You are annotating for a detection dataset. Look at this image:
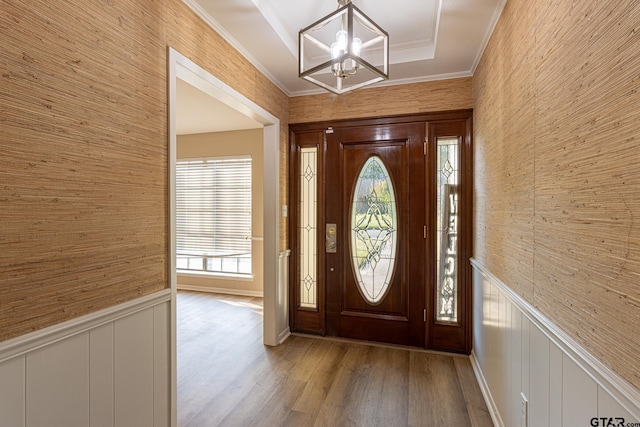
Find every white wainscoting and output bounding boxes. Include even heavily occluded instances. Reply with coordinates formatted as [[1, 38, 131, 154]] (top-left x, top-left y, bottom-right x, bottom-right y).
[[0, 289, 171, 427], [471, 259, 640, 427]]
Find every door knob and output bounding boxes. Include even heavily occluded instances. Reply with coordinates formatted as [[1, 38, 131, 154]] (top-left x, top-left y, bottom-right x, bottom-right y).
[[326, 223, 337, 253]]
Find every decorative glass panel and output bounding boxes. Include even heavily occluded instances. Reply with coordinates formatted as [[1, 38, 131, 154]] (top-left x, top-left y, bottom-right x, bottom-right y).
[[299, 147, 318, 308], [350, 156, 397, 305], [436, 137, 460, 322]]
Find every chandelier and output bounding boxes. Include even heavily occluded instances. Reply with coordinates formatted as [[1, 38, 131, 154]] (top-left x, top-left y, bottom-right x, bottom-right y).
[[298, 0, 389, 95]]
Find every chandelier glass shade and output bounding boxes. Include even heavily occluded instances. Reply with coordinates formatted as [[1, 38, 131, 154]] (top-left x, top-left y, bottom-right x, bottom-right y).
[[298, 0, 389, 94]]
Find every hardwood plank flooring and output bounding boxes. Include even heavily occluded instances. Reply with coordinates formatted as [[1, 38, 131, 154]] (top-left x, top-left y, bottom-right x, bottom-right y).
[[177, 291, 493, 427]]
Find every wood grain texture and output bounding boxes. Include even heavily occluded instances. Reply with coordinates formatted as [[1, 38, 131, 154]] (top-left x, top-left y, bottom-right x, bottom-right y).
[[0, 0, 289, 341], [289, 78, 473, 124], [454, 357, 495, 427], [473, 0, 640, 391], [177, 291, 492, 427]]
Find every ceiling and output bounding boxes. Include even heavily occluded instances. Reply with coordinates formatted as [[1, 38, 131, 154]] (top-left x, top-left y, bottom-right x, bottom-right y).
[[176, 79, 262, 135], [176, 0, 506, 134]]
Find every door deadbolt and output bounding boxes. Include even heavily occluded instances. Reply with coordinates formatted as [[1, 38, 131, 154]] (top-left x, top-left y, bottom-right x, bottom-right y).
[[326, 223, 337, 253]]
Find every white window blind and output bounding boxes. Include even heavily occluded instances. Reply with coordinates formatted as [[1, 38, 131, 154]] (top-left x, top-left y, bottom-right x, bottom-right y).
[[176, 157, 252, 274]]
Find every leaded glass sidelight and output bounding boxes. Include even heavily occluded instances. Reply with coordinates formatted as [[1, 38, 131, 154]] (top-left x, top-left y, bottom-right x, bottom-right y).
[[350, 156, 397, 305], [436, 137, 460, 322], [299, 147, 318, 308]]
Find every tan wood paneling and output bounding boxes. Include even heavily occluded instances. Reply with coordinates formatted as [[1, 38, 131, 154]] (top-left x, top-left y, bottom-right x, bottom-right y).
[[1, 0, 289, 341], [289, 78, 473, 124], [474, 0, 640, 390]]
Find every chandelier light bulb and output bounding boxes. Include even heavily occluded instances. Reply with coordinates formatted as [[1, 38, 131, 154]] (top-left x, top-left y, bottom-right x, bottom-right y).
[[331, 41, 341, 59], [336, 30, 348, 52], [352, 37, 362, 56]]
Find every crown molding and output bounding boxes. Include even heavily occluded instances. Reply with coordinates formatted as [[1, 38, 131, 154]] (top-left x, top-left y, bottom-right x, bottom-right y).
[[470, 0, 507, 74], [180, 0, 291, 96]]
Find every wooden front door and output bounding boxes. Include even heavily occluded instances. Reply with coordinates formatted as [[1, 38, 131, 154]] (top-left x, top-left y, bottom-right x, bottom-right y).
[[289, 111, 473, 354], [324, 123, 426, 347]]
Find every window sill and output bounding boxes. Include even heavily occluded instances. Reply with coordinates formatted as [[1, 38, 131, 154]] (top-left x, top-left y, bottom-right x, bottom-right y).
[[176, 270, 254, 282]]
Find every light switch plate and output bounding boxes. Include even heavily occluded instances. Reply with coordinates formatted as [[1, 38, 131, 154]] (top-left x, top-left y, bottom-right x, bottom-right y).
[[521, 392, 529, 427]]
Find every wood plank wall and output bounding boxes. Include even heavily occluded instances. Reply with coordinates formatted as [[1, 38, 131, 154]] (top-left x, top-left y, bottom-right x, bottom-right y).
[[473, 0, 640, 391], [0, 0, 289, 341], [289, 78, 473, 124]]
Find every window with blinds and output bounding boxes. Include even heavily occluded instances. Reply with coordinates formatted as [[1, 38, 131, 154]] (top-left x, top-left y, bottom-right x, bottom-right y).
[[176, 156, 252, 275]]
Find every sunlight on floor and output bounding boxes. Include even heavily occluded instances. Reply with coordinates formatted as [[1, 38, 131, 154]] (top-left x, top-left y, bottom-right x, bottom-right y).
[[218, 297, 263, 315]]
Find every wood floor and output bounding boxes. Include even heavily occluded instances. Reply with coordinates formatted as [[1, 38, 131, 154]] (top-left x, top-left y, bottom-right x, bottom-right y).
[[177, 291, 494, 427]]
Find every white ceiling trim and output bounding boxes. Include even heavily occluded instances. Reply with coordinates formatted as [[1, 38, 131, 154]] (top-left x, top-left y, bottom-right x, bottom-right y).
[[251, 0, 298, 58], [368, 0, 442, 64], [181, 0, 506, 98], [289, 69, 474, 97], [390, 0, 441, 62], [431, 0, 443, 59], [470, 0, 508, 74], [181, 0, 291, 96], [390, 40, 436, 63]]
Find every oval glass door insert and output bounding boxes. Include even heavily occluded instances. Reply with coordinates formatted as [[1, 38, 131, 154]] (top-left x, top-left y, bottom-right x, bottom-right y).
[[350, 156, 398, 305]]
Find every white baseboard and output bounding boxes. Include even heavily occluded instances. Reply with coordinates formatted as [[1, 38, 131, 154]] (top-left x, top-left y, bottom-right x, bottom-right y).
[[278, 327, 291, 344], [177, 284, 263, 298], [470, 351, 503, 427]]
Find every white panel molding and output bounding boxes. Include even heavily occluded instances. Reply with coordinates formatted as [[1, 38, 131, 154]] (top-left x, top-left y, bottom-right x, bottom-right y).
[[153, 303, 170, 427], [90, 324, 115, 427], [26, 333, 90, 427], [549, 342, 563, 427], [563, 353, 599, 426], [470, 351, 505, 427], [115, 309, 155, 426], [470, 258, 640, 422], [0, 293, 171, 427], [0, 289, 171, 365], [530, 326, 550, 427], [0, 357, 25, 426], [176, 284, 264, 298], [600, 387, 635, 422]]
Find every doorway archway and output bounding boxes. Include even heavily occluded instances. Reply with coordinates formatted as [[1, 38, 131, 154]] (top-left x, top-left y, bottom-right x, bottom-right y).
[[168, 47, 285, 425]]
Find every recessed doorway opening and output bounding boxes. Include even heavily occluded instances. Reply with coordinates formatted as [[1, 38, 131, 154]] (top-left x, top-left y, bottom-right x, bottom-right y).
[[168, 48, 284, 425]]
